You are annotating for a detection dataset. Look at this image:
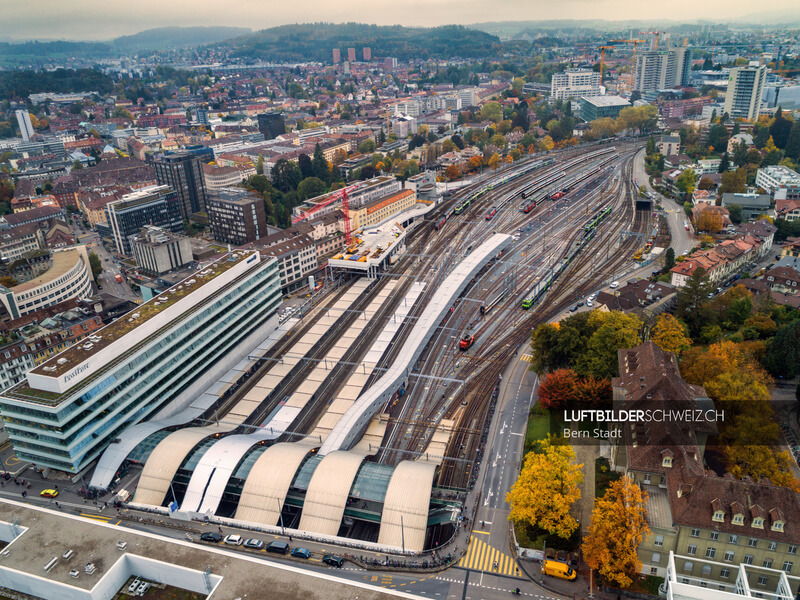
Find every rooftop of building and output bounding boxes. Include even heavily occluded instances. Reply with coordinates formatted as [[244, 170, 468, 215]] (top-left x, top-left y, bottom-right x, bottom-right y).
[[7, 248, 85, 294], [580, 95, 631, 107], [0, 500, 406, 600], [9, 251, 255, 403], [759, 165, 800, 184], [107, 185, 174, 212]]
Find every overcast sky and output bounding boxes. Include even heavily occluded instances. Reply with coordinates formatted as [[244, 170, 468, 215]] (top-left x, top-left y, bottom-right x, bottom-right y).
[[0, 0, 787, 41]]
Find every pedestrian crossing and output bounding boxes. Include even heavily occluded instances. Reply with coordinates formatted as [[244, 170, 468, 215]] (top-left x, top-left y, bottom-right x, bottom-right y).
[[520, 354, 533, 363], [458, 535, 519, 576], [80, 512, 111, 523]]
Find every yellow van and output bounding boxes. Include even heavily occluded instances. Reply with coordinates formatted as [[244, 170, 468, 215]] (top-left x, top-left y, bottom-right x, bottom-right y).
[[542, 559, 577, 581]]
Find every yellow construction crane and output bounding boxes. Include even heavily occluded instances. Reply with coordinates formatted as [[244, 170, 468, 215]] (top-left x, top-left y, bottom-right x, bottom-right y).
[[598, 46, 616, 83], [638, 31, 664, 50], [611, 39, 646, 69]]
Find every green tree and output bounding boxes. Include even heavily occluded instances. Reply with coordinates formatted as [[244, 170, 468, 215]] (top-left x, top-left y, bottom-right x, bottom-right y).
[[256, 154, 264, 175], [576, 312, 643, 379], [311, 143, 329, 182], [763, 321, 800, 378], [664, 247, 675, 271], [297, 176, 327, 201], [719, 169, 747, 195], [88, 251, 103, 281], [785, 121, 800, 162], [480, 101, 503, 123], [646, 136, 656, 155], [358, 139, 377, 154], [675, 169, 697, 197], [676, 267, 714, 336], [72, 159, 83, 170], [769, 107, 792, 148], [718, 152, 730, 173], [732, 140, 749, 167], [727, 203, 743, 224]]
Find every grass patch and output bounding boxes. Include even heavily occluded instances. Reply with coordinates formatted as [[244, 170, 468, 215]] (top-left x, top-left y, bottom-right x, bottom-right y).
[[630, 575, 665, 596], [514, 521, 581, 552], [524, 404, 551, 454], [595, 457, 621, 498]]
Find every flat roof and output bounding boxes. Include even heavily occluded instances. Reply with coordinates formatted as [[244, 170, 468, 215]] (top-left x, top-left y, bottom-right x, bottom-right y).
[[9, 252, 257, 404], [11, 248, 84, 294], [0, 500, 417, 600], [581, 95, 630, 107]]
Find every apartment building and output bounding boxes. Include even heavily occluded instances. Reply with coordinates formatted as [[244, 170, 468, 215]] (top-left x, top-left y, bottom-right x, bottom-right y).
[[633, 46, 691, 92], [724, 66, 767, 122], [611, 342, 800, 591], [756, 166, 800, 196], [550, 70, 601, 100]]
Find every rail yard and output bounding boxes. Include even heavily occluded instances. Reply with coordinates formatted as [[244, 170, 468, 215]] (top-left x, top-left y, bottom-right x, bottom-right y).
[[85, 141, 653, 559]]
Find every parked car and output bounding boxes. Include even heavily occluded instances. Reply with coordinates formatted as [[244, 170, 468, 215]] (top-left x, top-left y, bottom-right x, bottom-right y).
[[243, 538, 264, 550], [322, 555, 344, 568], [291, 548, 312, 559], [266, 541, 290, 555], [199, 532, 222, 543], [610, 281, 620, 288], [223, 534, 243, 546]]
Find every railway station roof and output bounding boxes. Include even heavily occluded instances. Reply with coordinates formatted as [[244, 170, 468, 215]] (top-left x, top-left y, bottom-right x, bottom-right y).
[[234, 442, 316, 526], [299, 451, 367, 536], [378, 461, 438, 552]]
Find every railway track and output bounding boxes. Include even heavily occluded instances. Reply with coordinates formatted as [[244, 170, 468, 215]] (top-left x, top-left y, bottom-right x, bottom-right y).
[[387, 147, 650, 489]]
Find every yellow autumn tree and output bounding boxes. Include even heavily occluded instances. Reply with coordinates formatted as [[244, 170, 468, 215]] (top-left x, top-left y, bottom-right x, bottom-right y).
[[487, 153, 501, 170], [506, 436, 583, 539], [582, 477, 650, 589], [651, 314, 692, 356], [541, 135, 555, 151]]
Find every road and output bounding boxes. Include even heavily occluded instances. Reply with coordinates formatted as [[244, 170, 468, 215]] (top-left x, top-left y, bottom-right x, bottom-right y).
[[77, 231, 140, 302], [632, 148, 697, 257]]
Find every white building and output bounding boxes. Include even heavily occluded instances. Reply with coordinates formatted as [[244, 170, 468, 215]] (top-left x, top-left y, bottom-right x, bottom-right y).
[[550, 70, 601, 100], [756, 165, 800, 195], [0, 250, 280, 473], [0, 246, 93, 320], [663, 551, 799, 600], [633, 46, 691, 92], [724, 66, 767, 121], [14, 110, 34, 142]]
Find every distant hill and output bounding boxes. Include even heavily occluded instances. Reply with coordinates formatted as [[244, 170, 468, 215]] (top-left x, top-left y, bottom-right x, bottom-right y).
[[215, 22, 500, 62], [112, 26, 252, 51]]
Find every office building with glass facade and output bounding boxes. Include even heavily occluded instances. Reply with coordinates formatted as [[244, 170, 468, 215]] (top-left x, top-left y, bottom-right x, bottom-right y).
[[0, 250, 280, 473]]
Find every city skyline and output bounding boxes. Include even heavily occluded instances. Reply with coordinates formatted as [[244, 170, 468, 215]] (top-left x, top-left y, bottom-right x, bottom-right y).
[[1, 0, 795, 41]]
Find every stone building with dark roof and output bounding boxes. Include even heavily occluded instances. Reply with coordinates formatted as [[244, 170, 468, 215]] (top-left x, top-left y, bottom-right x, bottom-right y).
[[609, 342, 800, 587]]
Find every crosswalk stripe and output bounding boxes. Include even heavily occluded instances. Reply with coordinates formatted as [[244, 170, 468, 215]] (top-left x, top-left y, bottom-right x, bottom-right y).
[[79, 513, 110, 522], [520, 354, 533, 363], [459, 535, 518, 575]]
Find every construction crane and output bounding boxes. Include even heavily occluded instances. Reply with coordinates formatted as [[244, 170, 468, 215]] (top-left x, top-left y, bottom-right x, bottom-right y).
[[611, 38, 646, 70], [638, 31, 664, 50], [291, 183, 361, 245], [598, 46, 616, 84]]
